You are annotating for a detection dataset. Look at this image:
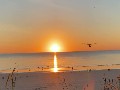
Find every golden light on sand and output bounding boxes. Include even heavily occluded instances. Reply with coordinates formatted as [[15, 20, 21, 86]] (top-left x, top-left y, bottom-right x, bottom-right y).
[[50, 44, 60, 52], [53, 54, 58, 72]]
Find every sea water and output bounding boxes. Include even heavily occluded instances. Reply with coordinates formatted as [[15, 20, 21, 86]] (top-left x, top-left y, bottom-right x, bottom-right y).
[[0, 50, 120, 73]]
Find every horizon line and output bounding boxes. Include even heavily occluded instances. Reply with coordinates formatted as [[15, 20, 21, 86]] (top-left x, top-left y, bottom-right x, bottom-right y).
[[0, 50, 120, 55]]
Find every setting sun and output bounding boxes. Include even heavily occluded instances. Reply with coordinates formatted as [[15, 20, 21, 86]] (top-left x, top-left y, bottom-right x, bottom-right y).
[[50, 44, 60, 52]]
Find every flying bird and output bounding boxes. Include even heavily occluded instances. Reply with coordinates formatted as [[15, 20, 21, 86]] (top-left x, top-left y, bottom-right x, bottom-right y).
[[93, 6, 96, 8], [87, 44, 92, 47], [82, 43, 96, 47]]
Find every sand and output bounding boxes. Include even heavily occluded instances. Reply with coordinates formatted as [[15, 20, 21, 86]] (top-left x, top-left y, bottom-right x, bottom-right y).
[[0, 69, 120, 90]]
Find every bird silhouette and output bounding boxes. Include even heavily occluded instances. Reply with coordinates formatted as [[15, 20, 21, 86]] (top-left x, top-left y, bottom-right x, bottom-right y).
[[82, 43, 96, 47], [87, 44, 92, 47], [93, 6, 96, 8]]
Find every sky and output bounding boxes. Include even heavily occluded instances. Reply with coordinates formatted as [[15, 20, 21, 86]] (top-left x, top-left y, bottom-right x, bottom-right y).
[[0, 0, 120, 53]]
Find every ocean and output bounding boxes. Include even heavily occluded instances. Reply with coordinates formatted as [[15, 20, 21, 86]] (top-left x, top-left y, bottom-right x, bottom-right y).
[[0, 50, 120, 73]]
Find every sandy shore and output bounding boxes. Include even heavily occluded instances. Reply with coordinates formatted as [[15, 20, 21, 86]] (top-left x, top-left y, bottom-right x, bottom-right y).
[[0, 69, 120, 90]]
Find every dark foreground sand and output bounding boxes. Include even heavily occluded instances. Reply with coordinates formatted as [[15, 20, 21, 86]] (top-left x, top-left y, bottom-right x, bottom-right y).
[[0, 69, 120, 90]]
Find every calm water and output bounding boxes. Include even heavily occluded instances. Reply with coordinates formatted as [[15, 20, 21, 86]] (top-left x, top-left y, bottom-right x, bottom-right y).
[[0, 50, 120, 73]]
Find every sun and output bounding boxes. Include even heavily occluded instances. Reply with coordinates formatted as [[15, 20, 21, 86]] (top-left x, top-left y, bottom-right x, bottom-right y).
[[50, 44, 60, 52]]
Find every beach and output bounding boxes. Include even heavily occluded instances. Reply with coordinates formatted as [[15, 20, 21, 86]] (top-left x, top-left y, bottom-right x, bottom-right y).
[[0, 51, 120, 90], [0, 69, 120, 90]]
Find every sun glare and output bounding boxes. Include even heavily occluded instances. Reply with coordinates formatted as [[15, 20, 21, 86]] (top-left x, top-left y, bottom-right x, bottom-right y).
[[50, 44, 60, 52]]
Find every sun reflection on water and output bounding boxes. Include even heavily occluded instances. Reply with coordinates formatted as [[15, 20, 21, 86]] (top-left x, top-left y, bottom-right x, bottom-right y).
[[53, 53, 58, 72]]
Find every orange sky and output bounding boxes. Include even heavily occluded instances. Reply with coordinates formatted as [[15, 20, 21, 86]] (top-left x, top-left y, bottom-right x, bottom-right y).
[[0, 0, 120, 53]]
